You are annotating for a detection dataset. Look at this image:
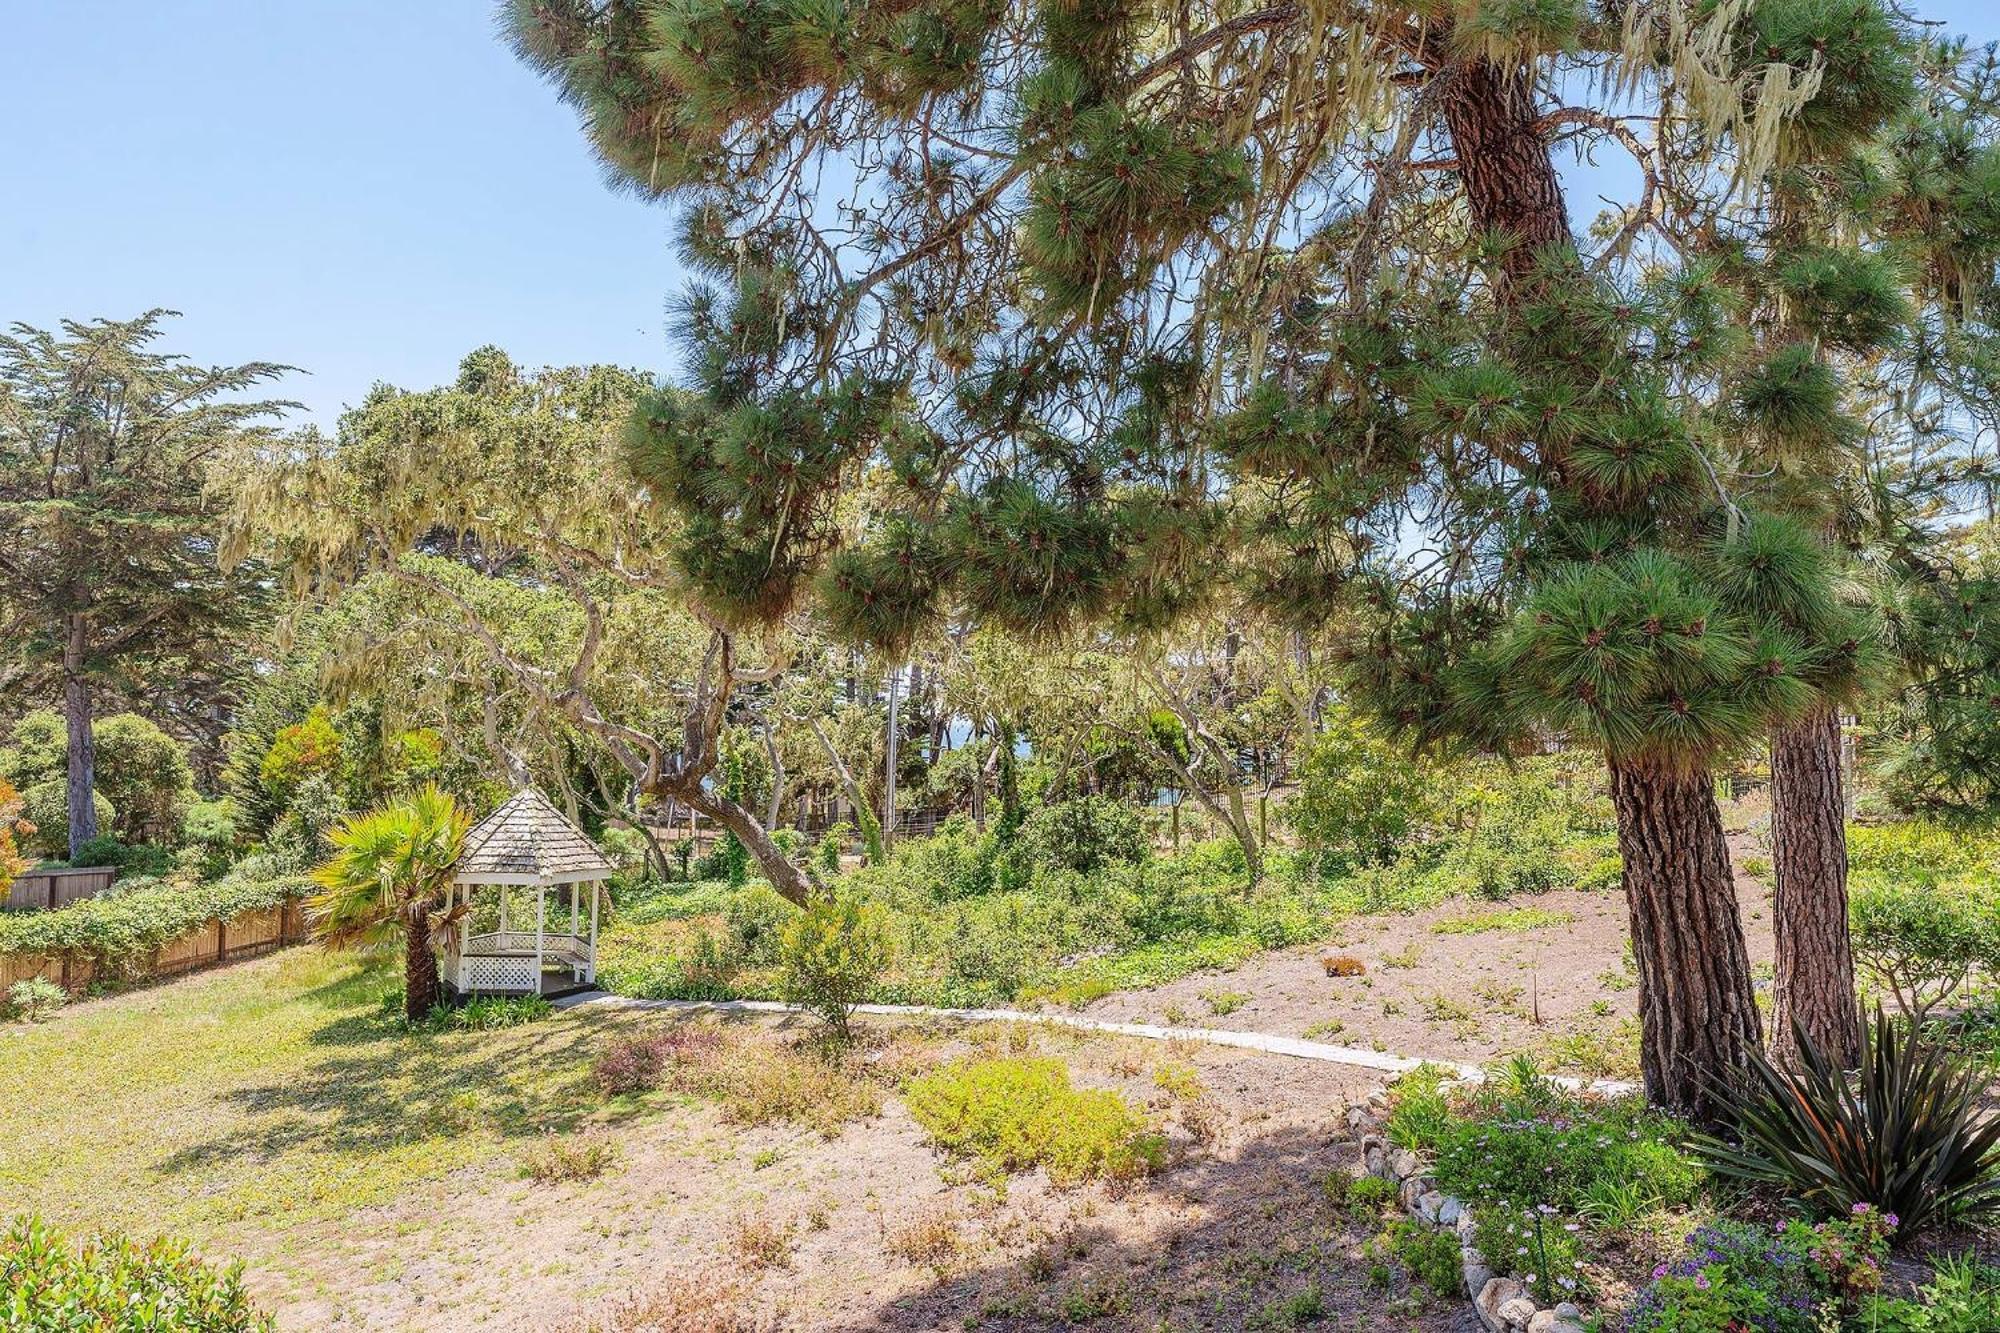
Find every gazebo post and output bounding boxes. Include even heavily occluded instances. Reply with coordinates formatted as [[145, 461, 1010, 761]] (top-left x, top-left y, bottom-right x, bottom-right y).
[[587, 881, 600, 984], [499, 883, 509, 936], [534, 884, 546, 996]]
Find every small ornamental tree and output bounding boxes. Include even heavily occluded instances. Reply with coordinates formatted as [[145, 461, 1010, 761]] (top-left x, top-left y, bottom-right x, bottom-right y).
[[509, 0, 1979, 1116], [309, 785, 469, 1022]]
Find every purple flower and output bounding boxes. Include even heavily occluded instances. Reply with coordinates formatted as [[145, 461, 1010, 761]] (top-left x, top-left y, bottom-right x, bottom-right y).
[[1694, 1274, 1711, 1291], [1851, 1202, 1870, 1215], [1653, 1264, 1668, 1279], [1884, 1213, 1900, 1228]]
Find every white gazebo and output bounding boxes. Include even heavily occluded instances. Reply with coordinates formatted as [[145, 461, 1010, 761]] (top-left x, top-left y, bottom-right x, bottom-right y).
[[444, 788, 615, 997]]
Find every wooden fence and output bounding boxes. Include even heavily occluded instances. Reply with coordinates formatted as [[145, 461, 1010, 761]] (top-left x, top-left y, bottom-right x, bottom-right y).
[[0, 896, 309, 995], [3, 866, 116, 913]]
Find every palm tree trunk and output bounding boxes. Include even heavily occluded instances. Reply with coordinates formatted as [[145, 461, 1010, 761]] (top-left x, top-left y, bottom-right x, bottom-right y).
[[1608, 757, 1762, 1121], [1769, 704, 1861, 1065], [404, 907, 441, 1022]]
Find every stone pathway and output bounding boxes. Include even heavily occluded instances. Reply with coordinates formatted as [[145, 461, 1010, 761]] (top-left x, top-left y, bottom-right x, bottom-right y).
[[554, 991, 1638, 1095]]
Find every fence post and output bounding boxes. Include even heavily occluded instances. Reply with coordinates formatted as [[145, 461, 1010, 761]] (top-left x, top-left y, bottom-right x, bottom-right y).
[[217, 917, 227, 963]]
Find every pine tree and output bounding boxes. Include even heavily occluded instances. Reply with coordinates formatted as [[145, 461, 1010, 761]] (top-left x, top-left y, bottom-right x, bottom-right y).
[[1746, 42, 2000, 1061], [0, 313, 290, 857], [508, 0, 1953, 1117]]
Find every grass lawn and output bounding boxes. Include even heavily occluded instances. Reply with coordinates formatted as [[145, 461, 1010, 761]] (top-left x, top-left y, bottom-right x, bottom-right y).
[[0, 950, 629, 1237]]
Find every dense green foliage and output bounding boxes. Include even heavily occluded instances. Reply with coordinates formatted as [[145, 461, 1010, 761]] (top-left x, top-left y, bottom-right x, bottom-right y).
[[1, 1214, 272, 1331], [905, 1056, 1164, 1185], [0, 865, 308, 973], [1847, 821, 2000, 1019], [598, 764, 1617, 1008], [1386, 1060, 1704, 1305], [1, 711, 195, 851]]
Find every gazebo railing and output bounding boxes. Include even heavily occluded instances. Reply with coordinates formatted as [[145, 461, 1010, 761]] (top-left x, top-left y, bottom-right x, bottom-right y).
[[459, 930, 591, 966]]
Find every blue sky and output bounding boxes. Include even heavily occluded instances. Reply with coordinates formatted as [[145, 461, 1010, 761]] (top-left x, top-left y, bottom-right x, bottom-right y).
[[5, 1, 1995, 428]]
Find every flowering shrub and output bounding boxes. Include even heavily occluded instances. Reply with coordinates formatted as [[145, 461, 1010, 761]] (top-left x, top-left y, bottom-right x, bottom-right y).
[[1621, 1207, 1896, 1332], [1473, 1203, 1591, 1305], [1427, 1068, 1703, 1215]]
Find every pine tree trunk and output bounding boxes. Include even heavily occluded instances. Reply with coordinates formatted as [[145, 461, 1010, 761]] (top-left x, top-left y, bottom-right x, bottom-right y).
[[1769, 705, 1861, 1066], [1435, 58, 1571, 293], [63, 612, 99, 858], [404, 908, 441, 1022], [1609, 758, 1763, 1121]]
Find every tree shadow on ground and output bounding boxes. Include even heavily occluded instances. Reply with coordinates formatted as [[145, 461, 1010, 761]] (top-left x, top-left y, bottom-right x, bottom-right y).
[[151, 1008, 649, 1176], [817, 1119, 1480, 1333]]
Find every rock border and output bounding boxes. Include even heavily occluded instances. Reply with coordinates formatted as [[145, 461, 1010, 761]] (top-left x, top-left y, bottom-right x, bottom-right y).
[[1348, 1092, 1586, 1333]]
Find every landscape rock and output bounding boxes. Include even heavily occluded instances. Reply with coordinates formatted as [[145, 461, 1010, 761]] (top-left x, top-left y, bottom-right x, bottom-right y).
[[1346, 1105, 1368, 1129], [1388, 1147, 1421, 1180], [1462, 1254, 1494, 1298], [1497, 1295, 1538, 1329], [1456, 1209, 1479, 1242], [1415, 1190, 1445, 1225], [1366, 1088, 1390, 1111], [1399, 1174, 1435, 1211], [1437, 1195, 1464, 1227], [1361, 1134, 1386, 1176], [1475, 1278, 1525, 1333]]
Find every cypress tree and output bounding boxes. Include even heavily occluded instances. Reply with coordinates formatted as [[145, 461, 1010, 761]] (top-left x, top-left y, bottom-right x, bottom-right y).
[[508, 0, 1959, 1116]]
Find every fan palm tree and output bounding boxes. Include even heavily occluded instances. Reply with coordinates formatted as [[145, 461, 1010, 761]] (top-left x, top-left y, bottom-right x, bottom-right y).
[[310, 785, 469, 1022]]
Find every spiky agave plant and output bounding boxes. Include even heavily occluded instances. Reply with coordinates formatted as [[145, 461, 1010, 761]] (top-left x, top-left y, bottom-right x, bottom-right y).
[[1694, 1006, 2000, 1238]]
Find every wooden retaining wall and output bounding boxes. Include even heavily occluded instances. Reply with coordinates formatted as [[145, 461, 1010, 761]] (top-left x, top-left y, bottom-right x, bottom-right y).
[[3, 866, 117, 913], [1, 897, 309, 995]]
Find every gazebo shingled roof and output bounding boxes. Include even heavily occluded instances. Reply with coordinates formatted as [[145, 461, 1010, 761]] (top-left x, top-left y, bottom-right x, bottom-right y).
[[454, 788, 616, 885]]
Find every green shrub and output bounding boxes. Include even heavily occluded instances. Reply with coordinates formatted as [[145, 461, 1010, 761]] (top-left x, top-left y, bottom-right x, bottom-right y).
[[1695, 1009, 2000, 1236], [1472, 1204, 1592, 1305], [441, 994, 553, 1031], [68, 835, 175, 880], [1381, 1218, 1463, 1295], [179, 800, 239, 879], [1346, 1174, 1398, 1216], [1017, 795, 1148, 874], [4, 977, 66, 1022], [1622, 1213, 1893, 1331], [1850, 883, 2000, 1022], [778, 892, 893, 1038], [723, 884, 795, 966], [905, 1056, 1165, 1185], [816, 825, 850, 874], [1287, 709, 1434, 869], [1857, 1254, 2000, 1332], [1432, 1088, 1702, 1217], [0, 1213, 272, 1331], [0, 868, 310, 974], [17, 782, 115, 859]]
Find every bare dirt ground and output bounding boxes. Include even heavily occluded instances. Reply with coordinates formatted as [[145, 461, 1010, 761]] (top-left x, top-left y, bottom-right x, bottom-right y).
[[255, 1016, 1475, 1333], [1078, 835, 1778, 1082]]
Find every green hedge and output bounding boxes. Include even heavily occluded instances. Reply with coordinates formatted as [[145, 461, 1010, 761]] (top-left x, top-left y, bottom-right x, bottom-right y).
[[0, 871, 311, 972]]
